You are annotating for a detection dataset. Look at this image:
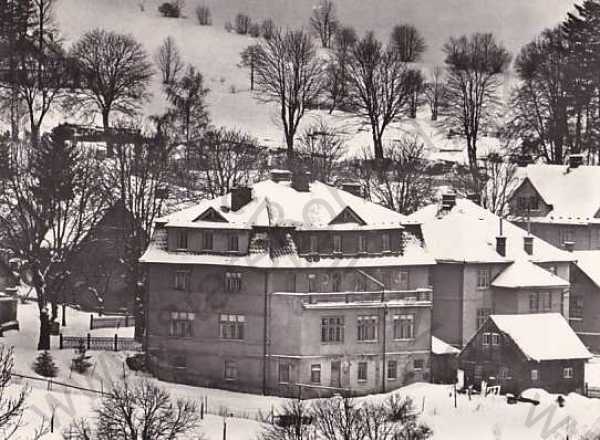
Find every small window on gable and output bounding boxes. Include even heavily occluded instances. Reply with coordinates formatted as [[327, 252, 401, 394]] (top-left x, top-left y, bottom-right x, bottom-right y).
[[482, 332, 491, 346], [194, 207, 228, 223], [330, 207, 366, 225]]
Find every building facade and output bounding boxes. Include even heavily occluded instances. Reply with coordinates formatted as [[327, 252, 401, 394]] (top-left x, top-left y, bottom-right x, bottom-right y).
[[142, 174, 435, 397]]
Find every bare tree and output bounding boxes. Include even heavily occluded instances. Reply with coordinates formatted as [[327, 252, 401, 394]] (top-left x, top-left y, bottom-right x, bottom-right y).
[[443, 33, 511, 192], [253, 29, 324, 161], [69, 29, 154, 140], [0, 128, 108, 350], [154, 36, 184, 85], [65, 380, 201, 440], [235, 13, 251, 35], [345, 32, 412, 159], [406, 68, 425, 119], [424, 66, 448, 121], [192, 127, 266, 198], [259, 399, 312, 440], [480, 150, 519, 215], [195, 4, 211, 25], [390, 24, 427, 63], [0, 346, 27, 440], [261, 18, 276, 40], [312, 396, 364, 440], [359, 137, 434, 214], [297, 119, 346, 182], [326, 25, 358, 113], [310, 0, 339, 48], [240, 44, 260, 91]]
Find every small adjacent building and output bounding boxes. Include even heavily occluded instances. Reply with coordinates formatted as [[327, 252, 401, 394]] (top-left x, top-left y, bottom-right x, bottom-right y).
[[141, 172, 436, 397], [431, 336, 459, 384], [459, 313, 591, 395], [508, 156, 600, 251], [409, 196, 574, 348], [570, 251, 600, 352]]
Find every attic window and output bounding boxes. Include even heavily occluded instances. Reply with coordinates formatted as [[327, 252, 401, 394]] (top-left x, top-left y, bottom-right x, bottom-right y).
[[194, 207, 228, 223], [330, 207, 366, 225]]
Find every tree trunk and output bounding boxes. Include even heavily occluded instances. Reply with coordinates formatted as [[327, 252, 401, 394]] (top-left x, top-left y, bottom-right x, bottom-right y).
[[38, 309, 50, 350], [102, 109, 113, 157], [286, 133, 295, 168], [51, 301, 58, 322], [373, 130, 384, 160], [30, 123, 40, 148]]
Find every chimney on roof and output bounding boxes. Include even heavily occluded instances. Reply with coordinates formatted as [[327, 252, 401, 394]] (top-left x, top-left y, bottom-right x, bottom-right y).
[[568, 154, 584, 169], [270, 169, 292, 183], [441, 193, 456, 211], [524, 235, 534, 255], [467, 193, 481, 206], [496, 217, 506, 257], [341, 181, 363, 198], [292, 171, 311, 192], [231, 186, 252, 211]]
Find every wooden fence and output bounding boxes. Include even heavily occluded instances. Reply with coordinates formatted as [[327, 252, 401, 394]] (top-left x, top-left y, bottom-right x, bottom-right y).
[[586, 384, 600, 399], [89, 314, 135, 330], [59, 334, 142, 352]]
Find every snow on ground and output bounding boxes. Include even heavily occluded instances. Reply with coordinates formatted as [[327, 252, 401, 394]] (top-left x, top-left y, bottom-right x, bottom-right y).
[[3, 301, 600, 439]]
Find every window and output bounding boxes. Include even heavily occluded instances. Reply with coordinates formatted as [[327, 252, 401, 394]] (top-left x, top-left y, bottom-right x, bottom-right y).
[[413, 359, 424, 370], [332, 272, 342, 292], [476, 308, 491, 329], [383, 271, 393, 290], [224, 360, 238, 380], [518, 196, 539, 211], [393, 314, 414, 340], [547, 265, 557, 275], [310, 235, 318, 253], [395, 271, 409, 290], [560, 228, 575, 246], [539, 292, 552, 312], [529, 293, 539, 312], [477, 268, 490, 289], [228, 234, 239, 252], [287, 273, 297, 293], [563, 367, 573, 379], [310, 364, 321, 383], [308, 274, 317, 293], [357, 316, 378, 342], [382, 233, 391, 252], [202, 231, 214, 250], [279, 362, 290, 384], [174, 270, 190, 291], [169, 312, 195, 337], [499, 366, 509, 379], [321, 316, 344, 343], [491, 333, 500, 346], [482, 332, 491, 346], [176, 231, 188, 250], [225, 272, 242, 293], [333, 235, 342, 253], [357, 362, 368, 382], [387, 361, 398, 380], [358, 235, 367, 253], [219, 314, 245, 340], [173, 354, 187, 368], [531, 369, 539, 382], [570, 294, 584, 319]]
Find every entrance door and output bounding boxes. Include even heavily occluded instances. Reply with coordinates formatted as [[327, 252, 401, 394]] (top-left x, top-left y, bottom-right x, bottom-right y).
[[330, 360, 341, 388]]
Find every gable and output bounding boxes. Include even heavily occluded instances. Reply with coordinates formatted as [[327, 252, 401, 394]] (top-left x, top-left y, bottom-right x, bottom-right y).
[[510, 178, 551, 213], [459, 318, 529, 363], [329, 206, 366, 226], [194, 207, 228, 223]]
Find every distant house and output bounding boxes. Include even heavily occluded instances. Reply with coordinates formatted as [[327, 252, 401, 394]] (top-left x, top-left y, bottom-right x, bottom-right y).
[[570, 251, 600, 352], [508, 155, 600, 251], [409, 196, 574, 347], [63, 203, 141, 314], [141, 171, 435, 397], [459, 314, 591, 395]]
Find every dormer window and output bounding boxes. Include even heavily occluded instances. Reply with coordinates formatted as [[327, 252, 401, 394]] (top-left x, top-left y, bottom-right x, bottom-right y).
[[358, 235, 366, 253], [309, 235, 318, 254], [176, 231, 188, 250], [382, 233, 391, 252], [333, 235, 342, 254], [201, 231, 214, 250]]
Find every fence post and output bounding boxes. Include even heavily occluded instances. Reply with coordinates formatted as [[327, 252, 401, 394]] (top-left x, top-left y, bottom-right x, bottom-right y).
[[114, 334, 118, 352], [59, 334, 63, 350], [125, 315, 129, 327], [87, 333, 91, 350], [90, 314, 94, 330]]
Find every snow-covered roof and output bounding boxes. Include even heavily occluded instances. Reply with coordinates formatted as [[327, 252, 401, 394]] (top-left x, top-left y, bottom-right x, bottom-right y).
[[491, 260, 570, 289], [157, 179, 409, 230], [408, 199, 574, 263], [489, 313, 592, 362], [515, 165, 600, 222], [574, 251, 600, 288], [432, 336, 460, 355]]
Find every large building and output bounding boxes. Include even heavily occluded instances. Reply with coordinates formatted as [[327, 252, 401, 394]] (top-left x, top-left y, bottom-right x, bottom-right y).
[[141, 172, 436, 397], [409, 196, 574, 348], [570, 251, 600, 352], [508, 155, 600, 251]]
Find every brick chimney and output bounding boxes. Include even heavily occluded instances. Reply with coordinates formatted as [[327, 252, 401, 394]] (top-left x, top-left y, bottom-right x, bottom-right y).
[[496, 217, 506, 257], [568, 154, 584, 169], [441, 193, 456, 211], [341, 181, 362, 198], [523, 236, 534, 255], [231, 187, 252, 211], [292, 171, 311, 192]]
